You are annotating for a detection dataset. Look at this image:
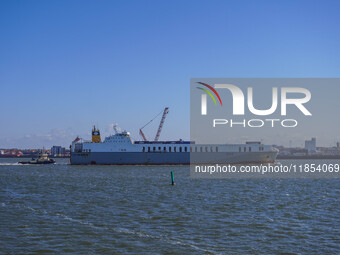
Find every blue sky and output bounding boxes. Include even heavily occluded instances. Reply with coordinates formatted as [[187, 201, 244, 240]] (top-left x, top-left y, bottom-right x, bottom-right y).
[[0, 0, 339, 148]]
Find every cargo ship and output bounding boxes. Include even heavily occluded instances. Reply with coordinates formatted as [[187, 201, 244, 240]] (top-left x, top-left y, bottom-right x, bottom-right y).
[[70, 108, 278, 165]]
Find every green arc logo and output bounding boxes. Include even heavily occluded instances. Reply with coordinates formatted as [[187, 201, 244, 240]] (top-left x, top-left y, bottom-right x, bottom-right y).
[[196, 82, 223, 106]]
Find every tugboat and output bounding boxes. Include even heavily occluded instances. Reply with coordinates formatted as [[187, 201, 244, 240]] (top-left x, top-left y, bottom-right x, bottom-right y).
[[19, 151, 55, 165]]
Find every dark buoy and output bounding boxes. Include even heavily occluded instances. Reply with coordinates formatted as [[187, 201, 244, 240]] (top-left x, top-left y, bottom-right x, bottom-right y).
[[171, 171, 175, 185]]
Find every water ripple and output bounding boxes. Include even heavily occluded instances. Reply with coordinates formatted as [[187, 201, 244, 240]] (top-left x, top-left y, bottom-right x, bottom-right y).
[[0, 158, 339, 254]]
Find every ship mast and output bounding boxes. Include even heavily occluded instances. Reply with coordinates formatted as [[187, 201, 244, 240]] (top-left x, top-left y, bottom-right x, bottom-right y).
[[113, 124, 119, 134]]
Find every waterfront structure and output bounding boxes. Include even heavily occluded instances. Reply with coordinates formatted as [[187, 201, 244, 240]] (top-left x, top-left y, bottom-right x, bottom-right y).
[[305, 138, 316, 154], [51, 146, 66, 156]]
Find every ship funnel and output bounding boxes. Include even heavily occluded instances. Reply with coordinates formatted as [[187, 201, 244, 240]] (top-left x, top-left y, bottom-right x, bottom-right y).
[[92, 126, 101, 143]]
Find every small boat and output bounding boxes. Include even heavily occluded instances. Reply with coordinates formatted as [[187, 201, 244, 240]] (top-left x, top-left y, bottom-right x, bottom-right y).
[[19, 152, 55, 165]]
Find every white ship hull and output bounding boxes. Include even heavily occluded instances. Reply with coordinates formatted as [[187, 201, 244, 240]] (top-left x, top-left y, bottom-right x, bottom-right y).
[[70, 129, 278, 165]]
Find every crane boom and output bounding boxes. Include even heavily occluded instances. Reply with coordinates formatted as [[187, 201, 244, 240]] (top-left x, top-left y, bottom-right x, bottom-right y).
[[139, 109, 164, 141], [139, 129, 147, 141], [154, 107, 169, 141]]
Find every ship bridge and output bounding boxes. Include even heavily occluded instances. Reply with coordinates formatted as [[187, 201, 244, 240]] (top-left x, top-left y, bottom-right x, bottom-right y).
[[104, 131, 133, 144]]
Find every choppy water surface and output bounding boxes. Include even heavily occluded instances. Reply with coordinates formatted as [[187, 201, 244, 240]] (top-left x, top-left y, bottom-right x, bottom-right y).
[[0, 158, 339, 254]]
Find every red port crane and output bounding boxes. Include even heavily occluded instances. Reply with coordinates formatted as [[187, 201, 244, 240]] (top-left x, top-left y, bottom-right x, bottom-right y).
[[154, 107, 169, 141], [139, 107, 169, 141]]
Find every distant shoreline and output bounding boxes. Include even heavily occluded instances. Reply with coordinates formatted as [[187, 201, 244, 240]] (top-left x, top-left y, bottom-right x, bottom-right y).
[[1, 155, 340, 160]]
